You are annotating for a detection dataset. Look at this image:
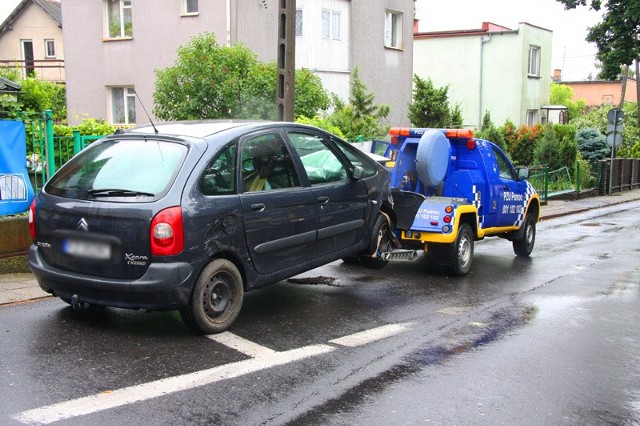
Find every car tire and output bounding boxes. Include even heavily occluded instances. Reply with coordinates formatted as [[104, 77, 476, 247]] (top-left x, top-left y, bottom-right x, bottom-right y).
[[448, 223, 474, 276], [513, 213, 536, 257], [180, 259, 244, 334], [359, 214, 391, 270]]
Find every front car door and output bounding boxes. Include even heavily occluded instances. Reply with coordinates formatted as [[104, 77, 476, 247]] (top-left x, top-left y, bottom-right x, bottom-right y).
[[491, 146, 526, 228], [285, 130, 370, 258], [239, 132, 317, 275]]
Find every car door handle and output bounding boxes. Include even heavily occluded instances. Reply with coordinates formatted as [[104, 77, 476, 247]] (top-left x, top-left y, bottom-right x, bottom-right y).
[[317, 196, 329, 204], [251, 203, 265, 211]]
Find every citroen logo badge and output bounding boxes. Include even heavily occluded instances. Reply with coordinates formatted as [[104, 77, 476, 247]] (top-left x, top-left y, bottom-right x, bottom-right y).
[[77, 218, 89, 232]]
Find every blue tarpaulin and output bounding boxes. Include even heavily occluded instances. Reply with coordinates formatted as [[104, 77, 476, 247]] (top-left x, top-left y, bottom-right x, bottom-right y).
[[0, 121, 34, 215]]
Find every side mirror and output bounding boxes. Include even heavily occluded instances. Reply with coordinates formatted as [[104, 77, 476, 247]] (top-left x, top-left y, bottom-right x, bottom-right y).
[[351, 166, 364, 180], [517, 167, 530, 180]]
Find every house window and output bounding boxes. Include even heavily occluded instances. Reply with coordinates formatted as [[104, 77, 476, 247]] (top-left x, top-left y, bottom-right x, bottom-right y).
[[183, 0, 198, 14], [105, 0, 132, 39], [528, 45, 541, 77], [44, 39, 55, 58], [295, 9, 302, 36], [110, 87, 136, 125], [526, 110, 537, 126], [321, 10, 340, 40], [384, 10, 403, 49]]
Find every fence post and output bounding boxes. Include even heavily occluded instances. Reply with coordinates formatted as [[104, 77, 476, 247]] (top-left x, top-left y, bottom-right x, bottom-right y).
[[575, 160, 581, 194], [544, 167, 549, 201], [44, 109, 55, 180], [73, 130, 82, 155]]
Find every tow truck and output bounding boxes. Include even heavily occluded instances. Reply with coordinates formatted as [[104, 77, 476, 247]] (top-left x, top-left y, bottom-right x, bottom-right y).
[[378, 127, 540, 275]]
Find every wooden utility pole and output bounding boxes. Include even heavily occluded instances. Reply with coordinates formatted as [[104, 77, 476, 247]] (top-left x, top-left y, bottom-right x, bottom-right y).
[[276, 0, 295, 121]]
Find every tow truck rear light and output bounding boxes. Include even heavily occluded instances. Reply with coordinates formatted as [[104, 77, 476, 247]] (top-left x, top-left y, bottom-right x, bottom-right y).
[[444, 206, 453, 213], [151, 206, 184, 256], [466, 139, 476, 150], [443, 215, 452, 224]]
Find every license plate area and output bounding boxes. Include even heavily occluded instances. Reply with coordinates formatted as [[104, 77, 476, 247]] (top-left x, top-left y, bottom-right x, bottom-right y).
[[63, 238, 112, 260]]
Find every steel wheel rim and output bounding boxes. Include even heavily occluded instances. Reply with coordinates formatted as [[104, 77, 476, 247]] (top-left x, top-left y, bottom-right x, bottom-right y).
[[458, 235, 472, 268], [203, 273, 233, 319]]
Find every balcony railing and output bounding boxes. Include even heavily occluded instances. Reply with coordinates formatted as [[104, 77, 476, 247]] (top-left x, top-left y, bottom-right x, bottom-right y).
[[0, 59, 65, 82]]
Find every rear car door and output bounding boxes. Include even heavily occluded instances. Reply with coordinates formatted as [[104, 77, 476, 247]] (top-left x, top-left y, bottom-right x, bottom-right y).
[[238, 132, 317, 275], [286, 130, 370, 258]]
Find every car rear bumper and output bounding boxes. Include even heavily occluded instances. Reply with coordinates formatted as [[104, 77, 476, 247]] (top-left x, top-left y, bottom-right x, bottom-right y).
[[28, 245, 198, 311]]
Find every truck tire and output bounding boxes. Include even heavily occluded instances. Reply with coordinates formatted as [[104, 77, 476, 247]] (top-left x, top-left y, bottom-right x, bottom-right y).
[[180, 259, 244, 334], [449, 223, 474, 276], [359, 214, 391, 270], [513, 213, 536, 257]]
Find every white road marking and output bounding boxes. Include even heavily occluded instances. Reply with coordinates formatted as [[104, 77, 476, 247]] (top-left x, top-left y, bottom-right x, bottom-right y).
[[14, 344, 334, 425], [328, 322, 415, 347], [207, 332, 276, 357], [13, 322, 414, 424]]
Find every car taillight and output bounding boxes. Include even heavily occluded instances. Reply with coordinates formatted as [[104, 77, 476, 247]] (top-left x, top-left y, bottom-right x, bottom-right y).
[[28, 200, 36, 240], [150, 206, 184, 256]]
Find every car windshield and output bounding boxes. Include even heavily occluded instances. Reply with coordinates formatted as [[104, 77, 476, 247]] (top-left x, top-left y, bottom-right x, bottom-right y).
[[45, 139, 188, 200]]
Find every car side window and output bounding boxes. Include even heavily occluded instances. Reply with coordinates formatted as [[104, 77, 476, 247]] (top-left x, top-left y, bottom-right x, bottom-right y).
[[493, 147, 518, 180], [287, 132, 348, 185], [333, 138, 377, 177], [201, 143, 237, 195], [241, 133, 300, 192]]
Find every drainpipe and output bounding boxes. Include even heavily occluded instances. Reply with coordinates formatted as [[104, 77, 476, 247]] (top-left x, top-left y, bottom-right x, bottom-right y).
[[226, 0, 231, 46], [479, 34, 491, 129]]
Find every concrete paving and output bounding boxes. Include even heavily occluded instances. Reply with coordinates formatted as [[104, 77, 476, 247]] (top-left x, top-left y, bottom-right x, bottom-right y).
[[2, 189, 639, 306]]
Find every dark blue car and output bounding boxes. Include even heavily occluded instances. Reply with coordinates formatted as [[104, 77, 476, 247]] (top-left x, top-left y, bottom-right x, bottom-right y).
[[28, 121, 393, 333]]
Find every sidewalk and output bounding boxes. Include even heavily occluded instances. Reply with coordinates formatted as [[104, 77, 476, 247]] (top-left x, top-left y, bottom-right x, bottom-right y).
[[2, 189, 640, 306]]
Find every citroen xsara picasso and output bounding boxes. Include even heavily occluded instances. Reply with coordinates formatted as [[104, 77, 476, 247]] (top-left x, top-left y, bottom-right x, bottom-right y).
[[28, 121, 393, 333]]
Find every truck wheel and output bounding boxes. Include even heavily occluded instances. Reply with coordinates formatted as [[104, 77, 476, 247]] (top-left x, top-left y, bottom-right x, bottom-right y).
[[513, 213, 536, 257], [449, 223, 474, 276], [360, 214, 391, 270], [180, 259, 244, 334]]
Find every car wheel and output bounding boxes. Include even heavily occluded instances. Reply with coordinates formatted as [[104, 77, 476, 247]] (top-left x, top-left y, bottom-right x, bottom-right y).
[[448, 223, 474, 276], [360, 214, 391, 270], [513, 213, 536, 257], [180, 259, 244, 334]]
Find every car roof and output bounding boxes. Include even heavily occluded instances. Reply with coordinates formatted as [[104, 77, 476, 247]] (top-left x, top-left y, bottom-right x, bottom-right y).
[[126, 120, 282, 139]]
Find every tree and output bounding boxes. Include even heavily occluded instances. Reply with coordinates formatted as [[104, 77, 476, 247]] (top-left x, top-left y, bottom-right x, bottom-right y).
[[576, 127, 610, 163], [408, 75, 461, 128], [154, 33, 330, 121], [550, 82, 586, 120], [154, 33, 257, 120], [474, 111, 507, 152], [556, 0, 640, 80], [328, 68, 390, 140]]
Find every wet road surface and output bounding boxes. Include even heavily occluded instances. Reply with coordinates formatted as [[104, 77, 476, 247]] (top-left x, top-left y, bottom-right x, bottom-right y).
[[1, 201, 639, 425]]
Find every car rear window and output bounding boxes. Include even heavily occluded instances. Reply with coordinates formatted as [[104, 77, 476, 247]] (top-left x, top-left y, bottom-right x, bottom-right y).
[[45, 139, 188, 200]]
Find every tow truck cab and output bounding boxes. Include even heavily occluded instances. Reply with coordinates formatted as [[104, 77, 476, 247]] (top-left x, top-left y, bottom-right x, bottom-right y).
[[383, 127, 540, 275]]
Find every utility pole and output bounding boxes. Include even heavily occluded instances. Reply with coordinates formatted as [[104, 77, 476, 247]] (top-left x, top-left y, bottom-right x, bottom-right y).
[[276, 0, 295, 122]]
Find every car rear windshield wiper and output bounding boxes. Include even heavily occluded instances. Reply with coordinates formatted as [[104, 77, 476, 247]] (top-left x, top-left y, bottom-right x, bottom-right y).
[[88, 188, 155, 197]]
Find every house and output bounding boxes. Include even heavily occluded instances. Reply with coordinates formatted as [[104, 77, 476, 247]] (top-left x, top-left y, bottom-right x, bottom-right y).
[[0, 0, 63, 82], [62, 0, 413, 128], [559, 78, 638, 108], [413, 21, 552, 128]]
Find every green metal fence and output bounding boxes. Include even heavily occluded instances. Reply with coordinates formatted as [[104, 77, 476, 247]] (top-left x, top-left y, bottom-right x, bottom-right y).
[[20, 110, 106, 190]]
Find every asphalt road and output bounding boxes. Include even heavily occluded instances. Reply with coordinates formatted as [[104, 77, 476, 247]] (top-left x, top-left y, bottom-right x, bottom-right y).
[[1, 200, 639, 425]]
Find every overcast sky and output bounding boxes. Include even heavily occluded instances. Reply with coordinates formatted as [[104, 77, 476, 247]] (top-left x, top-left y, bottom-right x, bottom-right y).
[[1, 0, 601, 81], [415, 0, 604, 81]]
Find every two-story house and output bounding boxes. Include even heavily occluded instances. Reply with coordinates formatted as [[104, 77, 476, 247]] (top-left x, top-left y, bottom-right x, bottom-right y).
[[413, 21, 552, 128], [0, 0, 63, 82], [62, 0, 413, 127]]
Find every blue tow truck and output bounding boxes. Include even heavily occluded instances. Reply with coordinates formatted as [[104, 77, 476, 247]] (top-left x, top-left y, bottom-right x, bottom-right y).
[[373, 127, 540, 276]]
